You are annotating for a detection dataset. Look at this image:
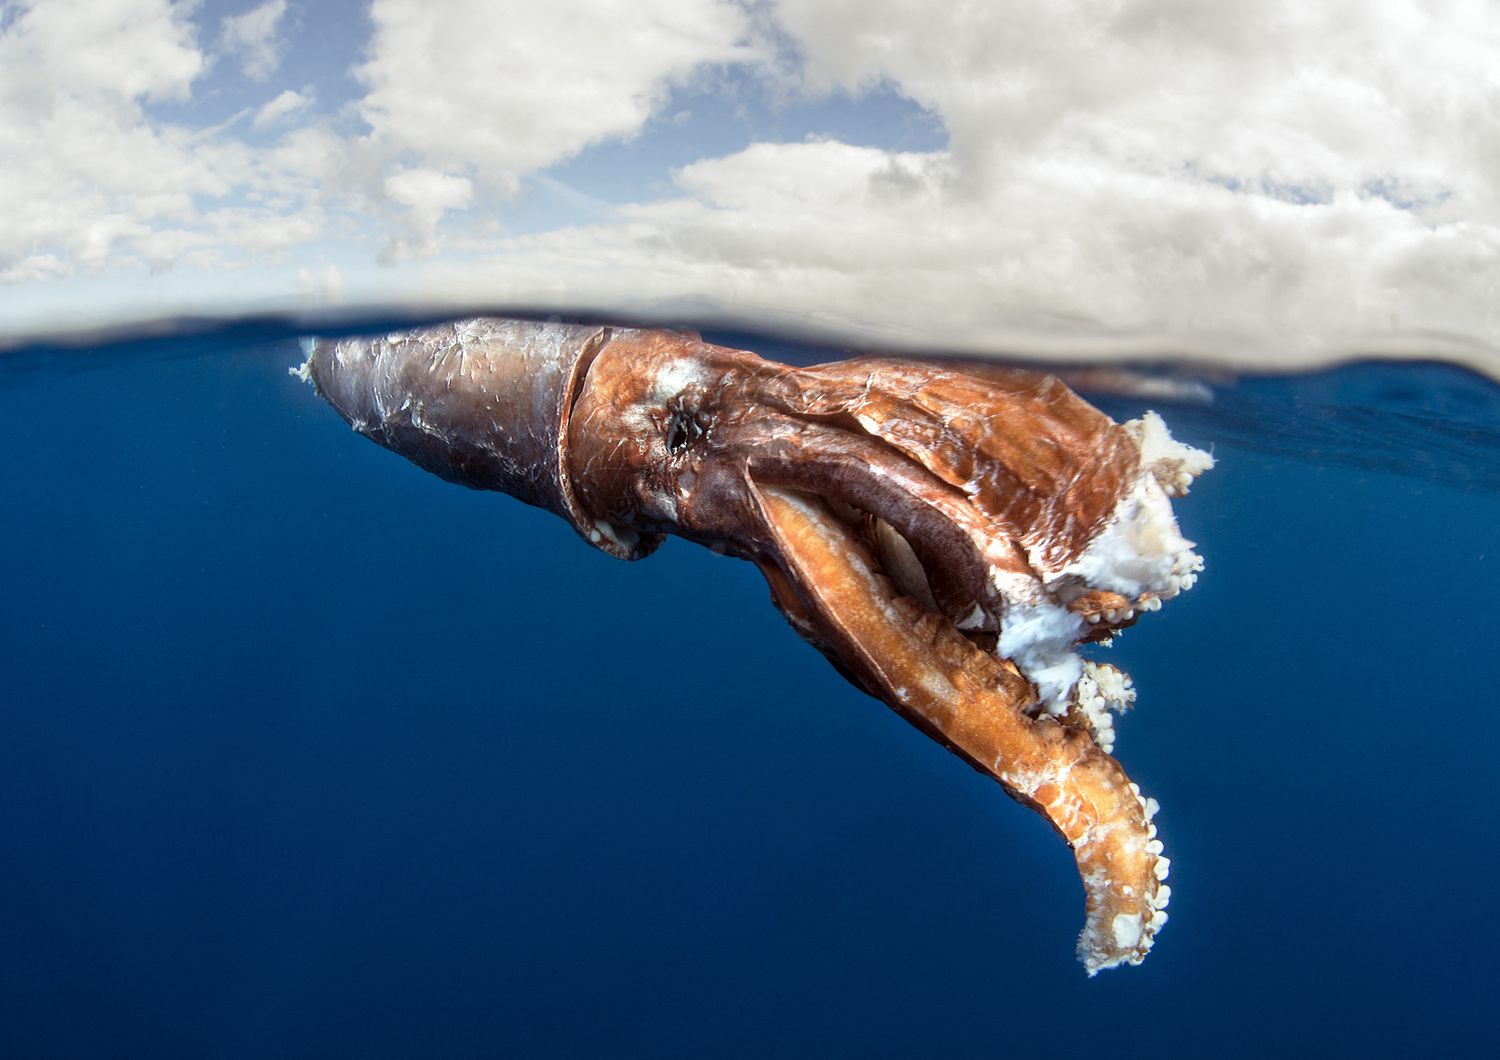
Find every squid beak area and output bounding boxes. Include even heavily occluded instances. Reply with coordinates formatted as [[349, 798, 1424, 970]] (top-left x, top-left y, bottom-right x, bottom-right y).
[[746, 479, 1170, 974]]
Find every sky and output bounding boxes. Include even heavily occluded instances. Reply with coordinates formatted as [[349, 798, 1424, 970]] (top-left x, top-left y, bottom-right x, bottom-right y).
[[2, 0, 1498, 370]]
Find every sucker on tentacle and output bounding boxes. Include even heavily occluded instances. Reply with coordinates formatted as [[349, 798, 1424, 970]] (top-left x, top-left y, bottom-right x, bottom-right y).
[[297, 317, 1210, 974]]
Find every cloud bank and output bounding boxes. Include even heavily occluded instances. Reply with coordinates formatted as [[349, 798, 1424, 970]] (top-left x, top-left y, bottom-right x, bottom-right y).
[[1, 0, 1497, 371]]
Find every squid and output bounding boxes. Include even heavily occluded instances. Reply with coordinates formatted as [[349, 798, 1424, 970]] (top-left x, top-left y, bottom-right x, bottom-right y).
[[296, 318, 1211, 973]]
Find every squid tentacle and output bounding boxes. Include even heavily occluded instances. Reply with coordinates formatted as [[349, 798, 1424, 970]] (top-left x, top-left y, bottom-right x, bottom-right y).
[[299, 317, 1209, 974]]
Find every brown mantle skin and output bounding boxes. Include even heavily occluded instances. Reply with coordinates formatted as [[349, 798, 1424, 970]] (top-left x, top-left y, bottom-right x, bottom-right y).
[[302, 317, 1208, 973]]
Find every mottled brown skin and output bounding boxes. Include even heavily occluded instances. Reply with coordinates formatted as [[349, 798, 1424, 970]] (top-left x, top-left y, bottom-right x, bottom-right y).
[[565, 331, 1167, 970], [307, 319, 1174, 973], [567, 332, 1136, 574], [566, 332, 1144, 630]]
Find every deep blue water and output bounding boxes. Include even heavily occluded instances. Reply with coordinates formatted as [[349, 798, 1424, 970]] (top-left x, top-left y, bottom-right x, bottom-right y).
[[3, 324, 1499, 1057]]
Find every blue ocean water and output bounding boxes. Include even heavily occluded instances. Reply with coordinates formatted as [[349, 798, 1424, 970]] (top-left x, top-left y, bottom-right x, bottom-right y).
[[2, 322, 1498, 1057]]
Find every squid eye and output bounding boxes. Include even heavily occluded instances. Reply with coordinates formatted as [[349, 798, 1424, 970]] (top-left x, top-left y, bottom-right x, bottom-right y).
[[664, 408, 703, 453]]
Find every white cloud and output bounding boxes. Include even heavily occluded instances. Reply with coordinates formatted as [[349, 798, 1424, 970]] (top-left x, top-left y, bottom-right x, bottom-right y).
[[393, 0, 1500, 366], [399, 137, 1500, 368], [355, 0, 758, 190], [219, 0, 290, 81], [381, 167, 474, 261], [771, 0, 1500, 211], [2, 0, 1498, 373], [1, 0, 203, 106], [0, 0, 330, 287], [0, 1, 220, 277], [253, 88, 312, 129]]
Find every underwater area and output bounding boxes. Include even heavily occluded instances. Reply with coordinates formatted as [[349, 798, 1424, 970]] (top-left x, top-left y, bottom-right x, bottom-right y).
[[2, 319, 1498, 1057]]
